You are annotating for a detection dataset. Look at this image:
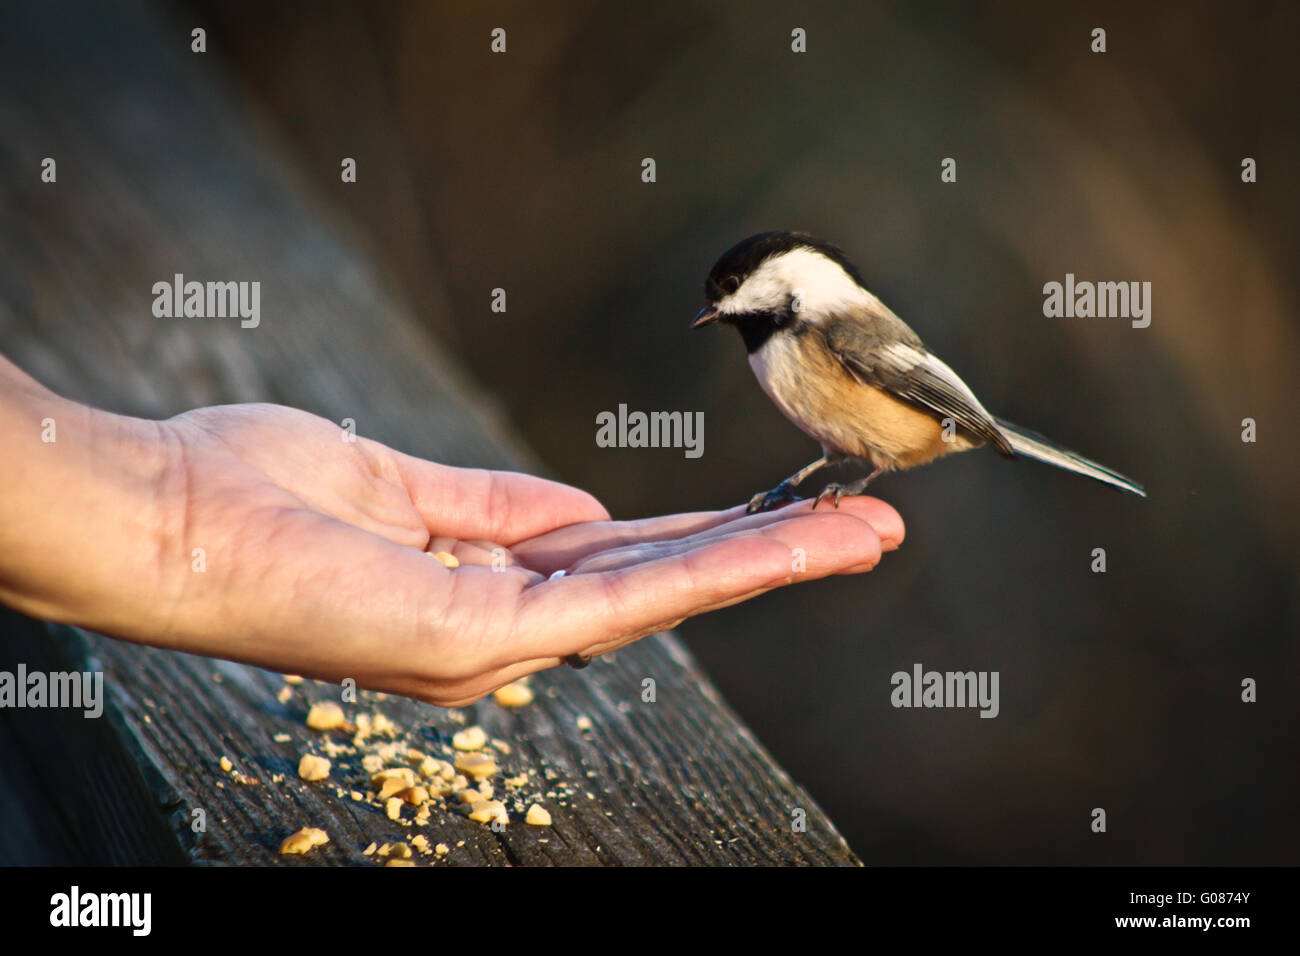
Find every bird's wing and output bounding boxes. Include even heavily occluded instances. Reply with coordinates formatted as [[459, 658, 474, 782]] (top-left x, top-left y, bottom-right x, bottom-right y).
[[822, 317, 1014, 455]]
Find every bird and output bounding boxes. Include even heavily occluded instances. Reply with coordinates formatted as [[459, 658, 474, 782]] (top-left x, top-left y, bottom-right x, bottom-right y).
[[690, 231, 1146, 514]]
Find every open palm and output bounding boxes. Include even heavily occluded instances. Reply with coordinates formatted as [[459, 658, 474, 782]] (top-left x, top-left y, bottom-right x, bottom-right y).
[[151, 403, 902, 706]]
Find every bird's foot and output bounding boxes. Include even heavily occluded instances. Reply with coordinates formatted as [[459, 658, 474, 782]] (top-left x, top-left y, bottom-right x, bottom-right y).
[[811, 472, 879, 510], [811, 483, 849, 509], [746, 480, 801, 515]]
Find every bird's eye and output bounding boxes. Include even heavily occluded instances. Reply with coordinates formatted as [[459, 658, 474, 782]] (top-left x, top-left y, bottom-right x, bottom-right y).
[[721, 276, 741, 294]]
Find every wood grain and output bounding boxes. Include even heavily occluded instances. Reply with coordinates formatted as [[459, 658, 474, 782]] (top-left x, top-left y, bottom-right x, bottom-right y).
[[0, 0, 856, 865]]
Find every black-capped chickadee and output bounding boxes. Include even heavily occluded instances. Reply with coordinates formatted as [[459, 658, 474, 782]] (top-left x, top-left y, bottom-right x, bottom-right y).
[[692, 231, 1146, 513]]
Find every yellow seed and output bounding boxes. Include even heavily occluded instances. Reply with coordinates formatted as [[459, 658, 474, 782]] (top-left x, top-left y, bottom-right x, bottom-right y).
[[452, 726, 488, 751], [526, 804, 552, 827], [371, 767, 417, 792], [305, 701, 346, 731], [432, 551, 460, 568], [468, 800, 507, 824], [453, 752, 498, 781], [493, 682, 534, 708], [219, 756, 233, 773], [279, 827, 329, 855], [297, 754, 331, 781], [396, 785, 429, 806]]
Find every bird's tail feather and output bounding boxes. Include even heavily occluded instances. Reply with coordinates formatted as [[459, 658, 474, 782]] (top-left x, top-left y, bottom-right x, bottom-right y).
[[994, 418, 1146, 497]]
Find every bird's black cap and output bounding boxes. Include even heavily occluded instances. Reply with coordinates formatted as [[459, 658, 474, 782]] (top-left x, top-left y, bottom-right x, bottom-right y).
[[704, 231, 867, 301]]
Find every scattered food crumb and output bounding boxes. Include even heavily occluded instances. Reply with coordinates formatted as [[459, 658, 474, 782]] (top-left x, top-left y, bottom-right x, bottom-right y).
[[279, 827, 329, 855], [576, 715, 592, 732], [306, 701, 346, 731], [493, 682, 534, 708], [454, 752, 498, 780], [452, 726, 488, 751], [526, 804, 552, 827], [219, 756, 233, 772], [432, 551, 460, 568], [297, 753, 331, 781]]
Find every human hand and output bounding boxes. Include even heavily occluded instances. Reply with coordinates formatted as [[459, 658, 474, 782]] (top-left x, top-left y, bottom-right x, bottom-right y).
[[0, 381, 903, 706]]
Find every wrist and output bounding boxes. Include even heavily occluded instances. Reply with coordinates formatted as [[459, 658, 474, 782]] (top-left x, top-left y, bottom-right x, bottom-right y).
[[0, 363, 175, 639]]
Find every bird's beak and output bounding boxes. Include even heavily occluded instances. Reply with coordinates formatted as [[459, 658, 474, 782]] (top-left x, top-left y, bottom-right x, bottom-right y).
[[691, 306, 719, 329]]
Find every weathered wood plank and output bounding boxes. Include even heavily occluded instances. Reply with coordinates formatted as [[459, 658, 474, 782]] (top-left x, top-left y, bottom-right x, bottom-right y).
[[0, 0, 857, 865]]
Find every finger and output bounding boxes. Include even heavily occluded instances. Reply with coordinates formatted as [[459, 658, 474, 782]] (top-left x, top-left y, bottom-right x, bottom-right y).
[[513, 495, 905, 574], [510, 510, 884, 664], [393, 457, 610, 543]]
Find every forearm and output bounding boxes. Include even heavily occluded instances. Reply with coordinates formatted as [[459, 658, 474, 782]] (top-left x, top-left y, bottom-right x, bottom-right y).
[[0, 355, 172, 635]]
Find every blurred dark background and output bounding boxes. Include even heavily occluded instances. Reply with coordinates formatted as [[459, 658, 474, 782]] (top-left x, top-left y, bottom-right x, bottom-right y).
[[11, 0, 1300, 863]]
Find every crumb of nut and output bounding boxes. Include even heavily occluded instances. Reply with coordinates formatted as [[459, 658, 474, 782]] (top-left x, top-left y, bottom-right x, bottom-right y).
[[526, 804, 552, 827], [272, 732, 291, 743], [377, 843, 392, 857], [435, 843, 450, 857], [493, 682, 534, 708], [279, 827, 329, 855], [350, 790, 364, 802], [468, 800, 508, 824], [415, 809, 431, 826], [457, 789, 481, 805], [504, 774, 529, 789], [477, 781, 494, 798], [452, 726, 488, 751], [576, 715, 592, 731], [453, 752, 498, 780], [306, 701, 346, 731], [491, 739, 511, 755], [276, 686, 293, 704], [297, 754, 331, 781], [361, 753, 385, 774], [451, 774, 469, 790], [432, 551, 460, 568], [385, 858, 416, 867], [418, 756, 448, 779], [388, 842, 413, 859], [396, 785, 429, 806], [406, 748, 427, 763], [386, 797, 403, 821], [219, 756, 233, 772], [363, 842, 377, 856], [283, 674, 303, 685], [371, 712, 396, 736], [410, 834, 430, 855], [371, 767, 417, 791]]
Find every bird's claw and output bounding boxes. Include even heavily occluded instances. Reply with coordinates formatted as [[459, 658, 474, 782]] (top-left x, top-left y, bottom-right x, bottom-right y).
[[746, 480, 801, 514], [811, 483, 848, 510]]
